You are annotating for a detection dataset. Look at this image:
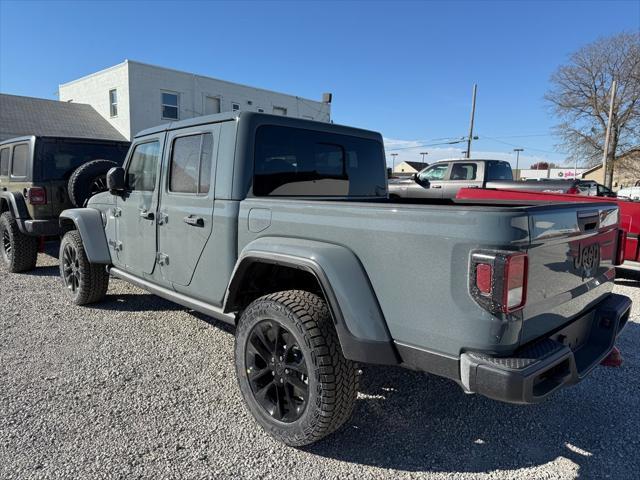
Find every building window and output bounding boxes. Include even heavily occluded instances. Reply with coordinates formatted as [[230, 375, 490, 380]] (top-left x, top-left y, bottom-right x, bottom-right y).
[[109, 89, 118, 117], [232, 103, 240, 112], [161, 91, 179, 120], [273, 106, 287, 116]]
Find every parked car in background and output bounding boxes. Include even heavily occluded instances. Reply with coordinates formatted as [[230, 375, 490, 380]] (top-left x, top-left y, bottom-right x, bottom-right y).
[[56, 112, 629, 446], [616, 181, 640, 201], [0, 136, 130, 272], [388, 158, 617, 200]]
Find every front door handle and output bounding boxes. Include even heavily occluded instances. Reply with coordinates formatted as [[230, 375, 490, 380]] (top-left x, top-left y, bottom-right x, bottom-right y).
[[184, 215, 204, 227], [139, 209, 154, 220], [432, 185, 442, 189]]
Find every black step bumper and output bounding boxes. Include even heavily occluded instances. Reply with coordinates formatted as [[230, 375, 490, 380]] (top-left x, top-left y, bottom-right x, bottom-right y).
[[460, 293, 631, 404]]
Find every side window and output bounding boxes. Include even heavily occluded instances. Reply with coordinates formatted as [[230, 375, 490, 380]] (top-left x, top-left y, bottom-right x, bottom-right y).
[[169, 133, 213, 194], [449, 163, 477, 181], [126, 141, 160, 191], [11, 144, 29, 177], [486, 161, 513, 180], [419, 164, 448, 181], [0, 148, 9, 176]]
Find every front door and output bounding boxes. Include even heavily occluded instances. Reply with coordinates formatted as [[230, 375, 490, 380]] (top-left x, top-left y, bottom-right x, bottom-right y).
[[115, 137, 163, 275], [157, 126, 217, 286], [408, 163, 450, 199]]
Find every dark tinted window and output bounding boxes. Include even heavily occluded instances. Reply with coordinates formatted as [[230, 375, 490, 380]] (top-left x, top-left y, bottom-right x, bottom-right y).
[[11, 144, 29, 177], [486, 161, 513, 181], [38, 140, 129, 180], [0, 148, 9, 176], [127, 141, 160, 191], [169, 133, 213, 194], [254, 125, 385, 197]]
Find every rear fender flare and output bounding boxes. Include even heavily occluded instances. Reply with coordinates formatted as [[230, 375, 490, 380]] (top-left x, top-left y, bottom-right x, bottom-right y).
[[0, 191, 30, 233], [59, 208, 111, 264], [224, 237, 400, 365]]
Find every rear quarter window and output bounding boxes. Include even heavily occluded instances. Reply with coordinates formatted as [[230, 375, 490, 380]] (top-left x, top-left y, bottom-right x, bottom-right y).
[[11, 144, 29, 177], [253, 125, 386, 197], [0, 148, 9, 176], [486, 161, 513, 181]]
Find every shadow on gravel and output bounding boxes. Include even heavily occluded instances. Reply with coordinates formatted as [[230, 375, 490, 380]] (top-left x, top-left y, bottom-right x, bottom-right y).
[[307, 322, 640, 478], [24, 265, 59, 277]]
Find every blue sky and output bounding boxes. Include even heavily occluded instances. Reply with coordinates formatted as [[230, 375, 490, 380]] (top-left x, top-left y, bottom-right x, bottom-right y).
[[1, 0, 638, 167]]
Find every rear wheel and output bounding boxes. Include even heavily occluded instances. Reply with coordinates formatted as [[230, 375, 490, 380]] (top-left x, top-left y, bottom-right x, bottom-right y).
[[235, 290, 358, 446], [59, 230, 109, 305], [0, 211, 38, 273]]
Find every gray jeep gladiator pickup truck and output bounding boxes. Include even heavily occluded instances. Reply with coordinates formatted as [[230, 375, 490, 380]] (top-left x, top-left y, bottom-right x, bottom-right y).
[[57, 112, 630, 446]]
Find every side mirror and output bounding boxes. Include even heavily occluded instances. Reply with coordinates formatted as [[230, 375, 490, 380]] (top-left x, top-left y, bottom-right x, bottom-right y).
[[106, 167, 126, 195]]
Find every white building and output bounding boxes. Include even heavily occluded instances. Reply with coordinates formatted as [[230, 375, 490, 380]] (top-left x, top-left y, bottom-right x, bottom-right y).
[[59, 60, 331, 140], [518, 167, 587, 181]]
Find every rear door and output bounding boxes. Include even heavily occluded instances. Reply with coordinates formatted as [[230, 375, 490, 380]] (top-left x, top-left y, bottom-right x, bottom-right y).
[[442, 161, 482, 198], [157, 125, 217, 286], [115, 136, 164, 275]]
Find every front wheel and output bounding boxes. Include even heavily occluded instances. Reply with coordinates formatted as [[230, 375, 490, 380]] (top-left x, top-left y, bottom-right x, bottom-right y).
[[235, 290, 358, 446], [59, 230, 109, 305]]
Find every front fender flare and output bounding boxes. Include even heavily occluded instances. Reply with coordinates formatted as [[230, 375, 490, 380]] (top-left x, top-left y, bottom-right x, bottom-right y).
[[225, 237, 400, 365], [59, 208, 111, 264]]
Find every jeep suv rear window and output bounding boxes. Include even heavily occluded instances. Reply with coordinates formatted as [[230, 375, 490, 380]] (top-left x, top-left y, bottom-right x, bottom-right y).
[[11, 144, 29, 177], [0, 148, 9, 176], [38, 140, 129, 180], [253, 125, 386, 197]]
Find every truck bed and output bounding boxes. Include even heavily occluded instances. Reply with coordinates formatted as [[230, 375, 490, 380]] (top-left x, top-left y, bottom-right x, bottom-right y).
[[236, 197, 618, 358]]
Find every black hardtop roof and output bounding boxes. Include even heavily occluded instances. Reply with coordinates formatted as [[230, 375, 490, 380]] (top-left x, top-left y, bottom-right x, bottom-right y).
[[134, 111, 383, 142]]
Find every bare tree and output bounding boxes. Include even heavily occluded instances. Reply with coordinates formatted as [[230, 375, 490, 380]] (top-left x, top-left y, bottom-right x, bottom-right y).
[[546, 32, 640, 180]]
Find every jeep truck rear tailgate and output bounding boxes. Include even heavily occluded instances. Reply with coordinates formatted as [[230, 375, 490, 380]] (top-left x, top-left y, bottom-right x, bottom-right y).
[[520, 202, 618, 343]]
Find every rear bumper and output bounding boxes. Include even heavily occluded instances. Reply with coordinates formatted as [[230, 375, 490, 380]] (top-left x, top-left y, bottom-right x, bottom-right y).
[[460, 293, 631, 404]]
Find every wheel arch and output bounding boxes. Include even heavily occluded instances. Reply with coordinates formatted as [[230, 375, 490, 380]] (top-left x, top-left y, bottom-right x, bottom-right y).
[[224, 237, 400, 365], [59, 208, 112, 264], [0, 192, 30, 234]]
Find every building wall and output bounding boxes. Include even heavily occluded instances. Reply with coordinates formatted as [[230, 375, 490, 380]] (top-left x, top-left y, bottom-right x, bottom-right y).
[[519, 168, 586, 181], [393, 161, 420, 173], [581, 151, 640, 190], [60, 60, 331, 140], [58, 62, 131, 139]]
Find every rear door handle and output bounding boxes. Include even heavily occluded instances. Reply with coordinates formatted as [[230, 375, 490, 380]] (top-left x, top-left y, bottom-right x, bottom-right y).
[[184, 215, 204, 227], [139, 209, 154, 220], [432, 185, 442, 189]]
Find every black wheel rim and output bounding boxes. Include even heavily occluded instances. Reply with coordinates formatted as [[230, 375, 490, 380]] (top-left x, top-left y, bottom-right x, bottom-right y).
[[1, 227, 11, 260], [245, 320, 309, 423], [62, 243, 81, 294], [89, 175, 108, 196]]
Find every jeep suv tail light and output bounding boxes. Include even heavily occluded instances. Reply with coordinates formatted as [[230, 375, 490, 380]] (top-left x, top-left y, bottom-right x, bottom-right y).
[[26, 187, 47, 205], [470, 250, 528, 314]]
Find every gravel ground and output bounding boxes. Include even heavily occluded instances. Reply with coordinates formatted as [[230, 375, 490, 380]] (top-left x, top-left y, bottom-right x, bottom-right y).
[[1, 247, 639, 480]]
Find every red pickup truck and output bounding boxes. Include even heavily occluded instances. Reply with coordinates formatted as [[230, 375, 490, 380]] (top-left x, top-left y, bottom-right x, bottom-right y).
[[456, 188, 640, 265]]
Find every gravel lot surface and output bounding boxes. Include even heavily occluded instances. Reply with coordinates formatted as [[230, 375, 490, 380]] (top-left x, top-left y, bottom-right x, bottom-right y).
[[1, 247, 639, 480]]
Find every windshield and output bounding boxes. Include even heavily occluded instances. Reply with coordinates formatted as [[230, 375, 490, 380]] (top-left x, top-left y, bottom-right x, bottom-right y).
[[37, 139, 129, 180]]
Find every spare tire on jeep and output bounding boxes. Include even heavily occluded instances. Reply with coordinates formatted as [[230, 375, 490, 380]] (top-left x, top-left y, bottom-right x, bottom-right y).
[[68, 159, 118, 208]]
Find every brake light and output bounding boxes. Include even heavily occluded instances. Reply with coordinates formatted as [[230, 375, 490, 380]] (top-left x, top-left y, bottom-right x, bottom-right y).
[[470, 250, 528, 314], [615, 229, 627, 266], [566, 186, 580, 195], [26, 187, 47, 205]]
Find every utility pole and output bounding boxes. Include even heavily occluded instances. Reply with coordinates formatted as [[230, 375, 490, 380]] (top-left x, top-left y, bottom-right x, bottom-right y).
[[602, 80, 617, 189], [391, 153, 398, 172], [513, 148, 524, 180], [466, 84, 477, 159], [420, 152, 428, 163]]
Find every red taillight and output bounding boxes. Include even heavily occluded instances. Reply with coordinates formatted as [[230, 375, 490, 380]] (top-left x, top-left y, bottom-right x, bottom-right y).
[[26, 187, 47, 205], [503, 253, 527, 312], [566, 186, 580, 195], [475, 263, 493, 295], [470, 250, 528, 314], [615, 229, 627, 266]]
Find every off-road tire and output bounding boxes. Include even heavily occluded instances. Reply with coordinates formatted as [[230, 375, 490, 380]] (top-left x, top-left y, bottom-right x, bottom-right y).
[[68, 159, 118, 207], [59, 230, 109, 305], [0, 211, 38, 273], [235, 290, 358, 447]]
